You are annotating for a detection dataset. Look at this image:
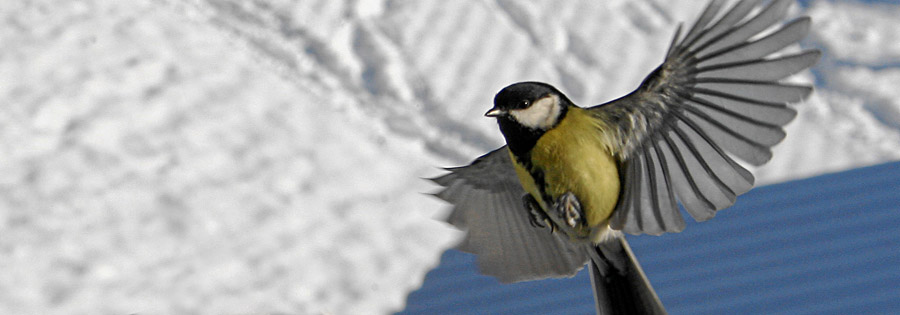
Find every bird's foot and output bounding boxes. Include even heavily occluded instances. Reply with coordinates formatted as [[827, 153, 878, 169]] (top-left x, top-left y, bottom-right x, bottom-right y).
[[523, 194, 556, 233], [555, 192, 585, 229]]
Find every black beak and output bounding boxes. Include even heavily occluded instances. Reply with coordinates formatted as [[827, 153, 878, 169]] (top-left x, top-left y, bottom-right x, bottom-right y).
[[484, 108, 505, 117]]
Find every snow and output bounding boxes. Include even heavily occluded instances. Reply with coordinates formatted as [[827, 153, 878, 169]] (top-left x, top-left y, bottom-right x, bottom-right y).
[[1, 0, 898, 313]]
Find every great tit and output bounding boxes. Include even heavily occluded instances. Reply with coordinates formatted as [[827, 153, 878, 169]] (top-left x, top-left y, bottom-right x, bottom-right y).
[[431, 0, 819, 313]]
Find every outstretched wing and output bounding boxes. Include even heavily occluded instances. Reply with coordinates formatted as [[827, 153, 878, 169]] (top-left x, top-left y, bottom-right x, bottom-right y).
[[430, 147, 589, 283], [595, 0, 820, 235]]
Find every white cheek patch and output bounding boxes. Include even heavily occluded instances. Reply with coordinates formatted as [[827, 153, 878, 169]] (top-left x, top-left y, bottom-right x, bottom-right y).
[[510, 94, 561, 129]]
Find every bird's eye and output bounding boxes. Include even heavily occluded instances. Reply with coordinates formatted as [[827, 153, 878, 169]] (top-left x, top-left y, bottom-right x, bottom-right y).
[[520, 100, 530, 108]]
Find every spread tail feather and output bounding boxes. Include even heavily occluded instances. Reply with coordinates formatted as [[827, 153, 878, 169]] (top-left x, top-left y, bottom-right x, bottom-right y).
[[590, 237, 667, 315]]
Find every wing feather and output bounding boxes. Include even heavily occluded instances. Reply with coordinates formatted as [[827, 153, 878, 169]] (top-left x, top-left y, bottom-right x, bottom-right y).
[[660, 130, 717, 217], [697, 0, 794, 55], [695, 50, 821, 81], [617, 157, 640, 231], [604, 0, 818, 234], [680, 0, 726, 48], [639, 147, 661, 234], [645, 140, 684, 234], [697, 17, 812, 66], [670, 118, 740, 207], [430, 147, 589, 282], [630, 152, 648, 232], [679, 102, 775, 164], [693, 80, 813, 103], [692, 0, 764, 47]]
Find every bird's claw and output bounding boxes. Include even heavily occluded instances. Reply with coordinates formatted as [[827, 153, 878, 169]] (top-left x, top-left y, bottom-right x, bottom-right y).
[[523, 194, 556, 233], [555, 192, 585, 229]]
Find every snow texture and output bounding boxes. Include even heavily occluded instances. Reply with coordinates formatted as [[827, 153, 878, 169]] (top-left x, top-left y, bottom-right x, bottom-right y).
[[1, 0, 898, 313]]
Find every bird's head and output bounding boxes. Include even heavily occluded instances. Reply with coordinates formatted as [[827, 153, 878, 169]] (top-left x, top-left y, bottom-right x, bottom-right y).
[[486, 82, 571, 132], [485, 82, 573, 156]]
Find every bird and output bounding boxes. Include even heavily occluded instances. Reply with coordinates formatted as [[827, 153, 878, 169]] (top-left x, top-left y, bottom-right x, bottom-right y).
[[429, 0, 819, 314]]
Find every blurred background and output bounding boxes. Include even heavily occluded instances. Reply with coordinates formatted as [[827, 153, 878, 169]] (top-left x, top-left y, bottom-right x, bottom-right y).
[[2, 0, 898, 313]]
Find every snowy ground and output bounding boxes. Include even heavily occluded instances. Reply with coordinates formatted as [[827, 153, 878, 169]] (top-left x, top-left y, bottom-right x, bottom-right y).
[[2, 0, 899, 313]]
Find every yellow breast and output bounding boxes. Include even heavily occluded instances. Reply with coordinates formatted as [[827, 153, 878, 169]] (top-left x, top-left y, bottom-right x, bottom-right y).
[[511, 107, 621, 234]]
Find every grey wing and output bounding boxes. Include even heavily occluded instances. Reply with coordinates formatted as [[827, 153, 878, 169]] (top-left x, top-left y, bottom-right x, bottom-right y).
[[596, 0, 820, 235], [430, 146, 589, 283]]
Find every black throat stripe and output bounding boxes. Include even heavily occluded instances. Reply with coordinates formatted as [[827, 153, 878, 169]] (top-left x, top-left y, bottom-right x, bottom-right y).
[[512, 152, 554, 209]]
